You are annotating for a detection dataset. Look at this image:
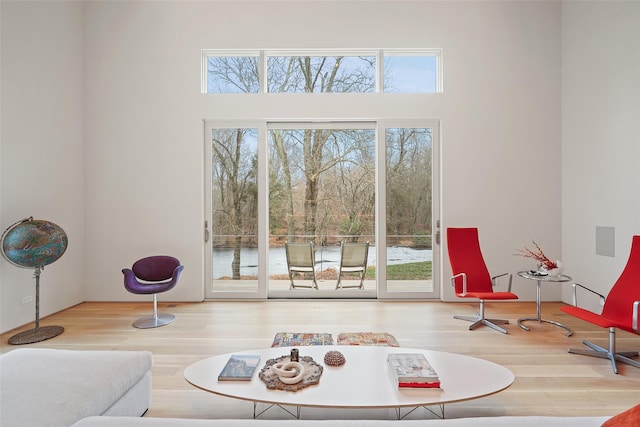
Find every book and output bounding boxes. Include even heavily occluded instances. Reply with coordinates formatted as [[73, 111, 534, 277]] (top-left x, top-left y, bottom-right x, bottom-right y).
[[397, 381, 441, 388], [387, 353, 440, 388], [217, 354, 261, 381]]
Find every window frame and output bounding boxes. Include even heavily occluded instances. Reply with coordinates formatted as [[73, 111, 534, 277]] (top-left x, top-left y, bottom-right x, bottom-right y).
[[201, 49, 443, 94]]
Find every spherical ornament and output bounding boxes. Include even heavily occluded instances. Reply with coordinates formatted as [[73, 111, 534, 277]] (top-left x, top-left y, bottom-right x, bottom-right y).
[[1, 218, 68, 268], [324, 350, 346, 366]]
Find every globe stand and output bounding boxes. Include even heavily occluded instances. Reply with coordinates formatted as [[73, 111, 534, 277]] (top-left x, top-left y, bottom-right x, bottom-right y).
[[8, 266, 64, 345]]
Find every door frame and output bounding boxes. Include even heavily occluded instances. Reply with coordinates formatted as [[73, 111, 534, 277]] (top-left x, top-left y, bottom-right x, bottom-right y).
[[204, 119, 440, 300]]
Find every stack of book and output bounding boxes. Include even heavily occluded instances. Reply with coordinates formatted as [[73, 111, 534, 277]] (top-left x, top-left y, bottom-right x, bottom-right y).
[[387, 353, 441, 388]]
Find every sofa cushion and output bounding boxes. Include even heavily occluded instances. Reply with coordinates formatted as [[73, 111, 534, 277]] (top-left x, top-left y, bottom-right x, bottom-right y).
[[0, 348, 152, 427]]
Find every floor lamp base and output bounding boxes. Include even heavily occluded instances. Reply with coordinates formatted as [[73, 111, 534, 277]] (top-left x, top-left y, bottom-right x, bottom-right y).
[[8, 325, 64, 345]]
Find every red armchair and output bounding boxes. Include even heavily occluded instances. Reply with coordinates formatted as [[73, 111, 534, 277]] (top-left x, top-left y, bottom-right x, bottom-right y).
[[561, 235, 640, 374], [446, 227, 518, 334]]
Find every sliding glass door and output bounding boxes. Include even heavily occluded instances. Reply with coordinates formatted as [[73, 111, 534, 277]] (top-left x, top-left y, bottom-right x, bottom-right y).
[[204, 120, 439, 299]]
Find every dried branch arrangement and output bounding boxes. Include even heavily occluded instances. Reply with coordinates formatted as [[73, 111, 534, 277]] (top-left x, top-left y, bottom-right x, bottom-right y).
[[514, 241, 557, 269]]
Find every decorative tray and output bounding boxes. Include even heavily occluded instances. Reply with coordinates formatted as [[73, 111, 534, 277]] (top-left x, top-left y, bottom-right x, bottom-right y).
[[259, 355, 323, 391]]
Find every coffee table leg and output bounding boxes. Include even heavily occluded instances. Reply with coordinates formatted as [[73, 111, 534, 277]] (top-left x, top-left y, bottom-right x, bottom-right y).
[[395, 404, 444, 420], [253, 401, 300, 419], [424, 404, 445, 419]]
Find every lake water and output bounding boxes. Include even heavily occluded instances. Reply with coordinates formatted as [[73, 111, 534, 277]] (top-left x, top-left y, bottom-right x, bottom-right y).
[[212, 246, 432, 279]]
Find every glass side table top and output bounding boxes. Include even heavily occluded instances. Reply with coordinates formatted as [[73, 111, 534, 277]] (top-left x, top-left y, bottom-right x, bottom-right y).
[[517, 270, 572, 282]]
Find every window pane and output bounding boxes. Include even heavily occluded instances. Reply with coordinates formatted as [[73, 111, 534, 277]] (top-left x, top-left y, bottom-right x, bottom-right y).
[[207, 56, 259, 93], [268, 127, 376, 290], [384, 56, 437, 93], [267, 56, 376, 93], [211, 128, 259, 292], [385, 128, 433, 292]]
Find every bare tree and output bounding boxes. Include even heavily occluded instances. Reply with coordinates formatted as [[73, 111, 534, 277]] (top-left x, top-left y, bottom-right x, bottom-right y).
[[211, 128, 257, 279], [210, 55, 378, 246], [209, 56, 438, 281], [269, 130, 295, 239], [386, 128, 432, 241], [272, 57, 376, 241], [207, 57, 259, 93]]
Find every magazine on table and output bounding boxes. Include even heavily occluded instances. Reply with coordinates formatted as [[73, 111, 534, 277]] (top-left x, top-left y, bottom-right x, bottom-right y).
[[387, 353, 441, 388], [218, 354, 261, 381]]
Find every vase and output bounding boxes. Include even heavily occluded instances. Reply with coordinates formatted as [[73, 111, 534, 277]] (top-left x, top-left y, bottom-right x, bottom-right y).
[[536, 260, 563, 276], [546, 260, 563, 276]]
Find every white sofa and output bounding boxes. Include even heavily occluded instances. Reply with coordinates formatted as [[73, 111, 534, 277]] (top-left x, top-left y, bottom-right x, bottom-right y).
[[73, 416, 611, 426], [0, 348, 152, 427]]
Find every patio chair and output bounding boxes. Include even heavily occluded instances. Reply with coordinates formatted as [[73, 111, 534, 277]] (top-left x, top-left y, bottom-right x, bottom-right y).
[[561, 235, 640, 374], [336, 241, 369, 289], [285, 241, 319, 289]]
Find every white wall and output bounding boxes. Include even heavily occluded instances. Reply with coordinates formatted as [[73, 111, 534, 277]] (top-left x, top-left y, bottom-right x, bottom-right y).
[[82, 0, 562, 306], [9, 0, 627, 333], [561, 1, 640, 313], [1, 1, 85, 332]]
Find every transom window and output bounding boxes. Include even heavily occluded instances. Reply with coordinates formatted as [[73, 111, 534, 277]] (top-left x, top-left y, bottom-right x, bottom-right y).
[[202, 49, 442, 94]]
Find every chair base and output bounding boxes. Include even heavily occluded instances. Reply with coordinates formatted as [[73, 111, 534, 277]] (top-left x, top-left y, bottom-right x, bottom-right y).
[[133, 313, 175, 329], [454, 314, 509, 334], [568, 339, 640, 374]]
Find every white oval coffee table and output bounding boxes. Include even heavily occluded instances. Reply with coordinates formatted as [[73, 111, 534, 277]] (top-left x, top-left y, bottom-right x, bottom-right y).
[[184, 345, 514, 419]]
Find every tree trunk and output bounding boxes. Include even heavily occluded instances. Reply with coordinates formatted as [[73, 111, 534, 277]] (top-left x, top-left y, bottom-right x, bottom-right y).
[[232, 235, 241, 280], [272, 131, 295, 239]]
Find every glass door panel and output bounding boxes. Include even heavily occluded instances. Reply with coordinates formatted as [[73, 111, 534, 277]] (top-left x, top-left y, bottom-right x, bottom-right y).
[[380, 125, 437, 298], [267, 123, 376, 297], [207, 126, 261, 296]]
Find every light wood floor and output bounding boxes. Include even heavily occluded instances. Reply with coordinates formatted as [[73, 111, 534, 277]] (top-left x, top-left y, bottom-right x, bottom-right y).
[[1, 300, 638, 420]]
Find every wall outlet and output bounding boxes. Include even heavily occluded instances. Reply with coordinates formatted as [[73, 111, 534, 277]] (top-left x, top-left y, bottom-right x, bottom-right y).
[[21, 295, 33, 305]]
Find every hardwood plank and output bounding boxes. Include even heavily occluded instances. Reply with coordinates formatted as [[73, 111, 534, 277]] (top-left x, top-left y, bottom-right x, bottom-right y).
[[1, 301, 638, 419]]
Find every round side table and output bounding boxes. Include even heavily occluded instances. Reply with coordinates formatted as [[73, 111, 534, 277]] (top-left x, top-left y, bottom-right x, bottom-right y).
[[517, 270, 573, 336]]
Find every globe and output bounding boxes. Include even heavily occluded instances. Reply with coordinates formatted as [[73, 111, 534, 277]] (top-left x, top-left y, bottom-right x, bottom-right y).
[[1, 218, 68, 268], [1, 217, 68, 344]]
